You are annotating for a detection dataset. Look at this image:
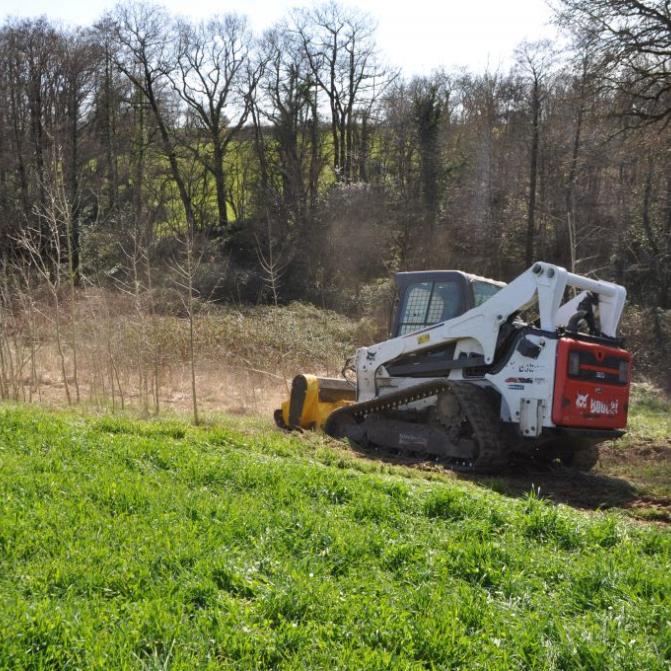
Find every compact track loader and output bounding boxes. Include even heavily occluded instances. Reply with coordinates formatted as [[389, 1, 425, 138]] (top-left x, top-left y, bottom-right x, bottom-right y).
[[275, 262, 632, 472]]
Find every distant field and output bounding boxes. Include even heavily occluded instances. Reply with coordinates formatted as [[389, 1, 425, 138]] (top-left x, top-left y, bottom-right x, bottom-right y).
[[1, 404, 670, 669]]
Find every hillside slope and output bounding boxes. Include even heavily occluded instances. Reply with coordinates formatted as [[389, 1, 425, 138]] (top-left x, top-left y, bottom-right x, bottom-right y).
[[1, 406, 670, 669]]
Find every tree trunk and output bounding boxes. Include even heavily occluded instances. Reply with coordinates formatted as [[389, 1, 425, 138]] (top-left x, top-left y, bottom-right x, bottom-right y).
[[67, 75, 80, 283], [331, 110, 340, 178], [344, 46, 355, 183], [358, 110, 369, 182], [28, 65, 46, 211], [565, 99, 584, 274], [103, 46, 119, 211], [132, 89, 147, 241], [661, 171, 671, 308], [308, 85, 320, 213], [143, 66, 197, 236], [525, 80, 540, 267], [212, 138, 228, 233]]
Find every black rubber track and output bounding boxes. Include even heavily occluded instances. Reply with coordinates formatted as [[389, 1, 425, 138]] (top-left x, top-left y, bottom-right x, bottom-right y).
[[324, 380, 510, 473]]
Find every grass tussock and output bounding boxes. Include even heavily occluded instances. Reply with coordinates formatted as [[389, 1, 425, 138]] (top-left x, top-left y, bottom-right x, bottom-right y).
[[0, 404, 670, 669]]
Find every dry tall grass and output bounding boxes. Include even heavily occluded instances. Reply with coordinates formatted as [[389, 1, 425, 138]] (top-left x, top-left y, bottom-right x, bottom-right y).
[[0, 286, 375, 417]]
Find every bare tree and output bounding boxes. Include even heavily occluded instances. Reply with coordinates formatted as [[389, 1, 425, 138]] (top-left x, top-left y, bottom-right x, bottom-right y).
[[563, 42, 597, 273], [515, 40, 555, 266], [171, 236, 202, 424], [0, 18, 61, 241], [557, 0, 671, 127], [410, 74, 450, 231], [61, 29, 98, 283], [13, 263, 42, 403], [255, 26, 322, 231], [109, 3, 198, 235], [292, 2, 392, 182], [16, 176, 80, 405], [255, 217, 287, 306], [172, 15, 261, 234]]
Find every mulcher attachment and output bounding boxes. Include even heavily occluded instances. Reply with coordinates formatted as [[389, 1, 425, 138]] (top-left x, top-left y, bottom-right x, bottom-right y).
[[274, 374, 355, 431]]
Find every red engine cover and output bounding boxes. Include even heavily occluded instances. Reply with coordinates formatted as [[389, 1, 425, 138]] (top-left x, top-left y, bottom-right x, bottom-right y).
[[552, 338, 631, 430]]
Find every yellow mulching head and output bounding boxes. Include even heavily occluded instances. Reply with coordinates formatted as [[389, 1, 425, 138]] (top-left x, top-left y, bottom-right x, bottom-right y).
[[274, 374, 355, 431]]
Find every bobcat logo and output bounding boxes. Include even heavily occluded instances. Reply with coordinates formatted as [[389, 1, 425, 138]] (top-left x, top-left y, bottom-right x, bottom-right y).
[[576, 393, 589, 409], [591, 398, 619, 415]]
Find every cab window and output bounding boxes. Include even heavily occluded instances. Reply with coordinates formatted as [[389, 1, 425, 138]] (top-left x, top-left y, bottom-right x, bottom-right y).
[[472, 280, 501, 307], [398, 281, 462, 335]]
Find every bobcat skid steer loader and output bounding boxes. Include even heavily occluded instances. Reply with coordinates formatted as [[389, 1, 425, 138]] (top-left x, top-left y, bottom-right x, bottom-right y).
[[274, 262, 631, 473]]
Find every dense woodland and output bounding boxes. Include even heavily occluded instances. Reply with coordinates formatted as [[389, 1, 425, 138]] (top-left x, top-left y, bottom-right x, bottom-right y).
[[0, 0, 670, 312]]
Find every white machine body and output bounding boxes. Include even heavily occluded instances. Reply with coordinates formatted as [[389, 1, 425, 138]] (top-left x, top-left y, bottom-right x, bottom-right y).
[[353, 262, 627, 437]]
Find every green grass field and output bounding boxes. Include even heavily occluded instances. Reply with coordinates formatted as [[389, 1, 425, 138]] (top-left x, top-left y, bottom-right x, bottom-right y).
[[1, 404, 671, 669]]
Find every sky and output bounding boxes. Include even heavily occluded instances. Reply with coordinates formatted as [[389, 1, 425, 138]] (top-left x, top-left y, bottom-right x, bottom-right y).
[[0, 0, 560, 75]]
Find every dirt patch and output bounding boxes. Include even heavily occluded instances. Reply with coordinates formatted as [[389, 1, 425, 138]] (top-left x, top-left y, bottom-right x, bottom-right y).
[[627, 496, 671, 522], [600, 439, 671, 463], [313, 436, 671, 523]]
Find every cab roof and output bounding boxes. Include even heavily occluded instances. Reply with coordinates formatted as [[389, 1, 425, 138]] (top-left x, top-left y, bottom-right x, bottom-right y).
[[394, 270, 506, 288]]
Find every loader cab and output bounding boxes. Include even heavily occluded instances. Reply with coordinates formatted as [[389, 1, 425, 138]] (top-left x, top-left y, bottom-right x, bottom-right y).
[[390, 271, 505, 338]]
